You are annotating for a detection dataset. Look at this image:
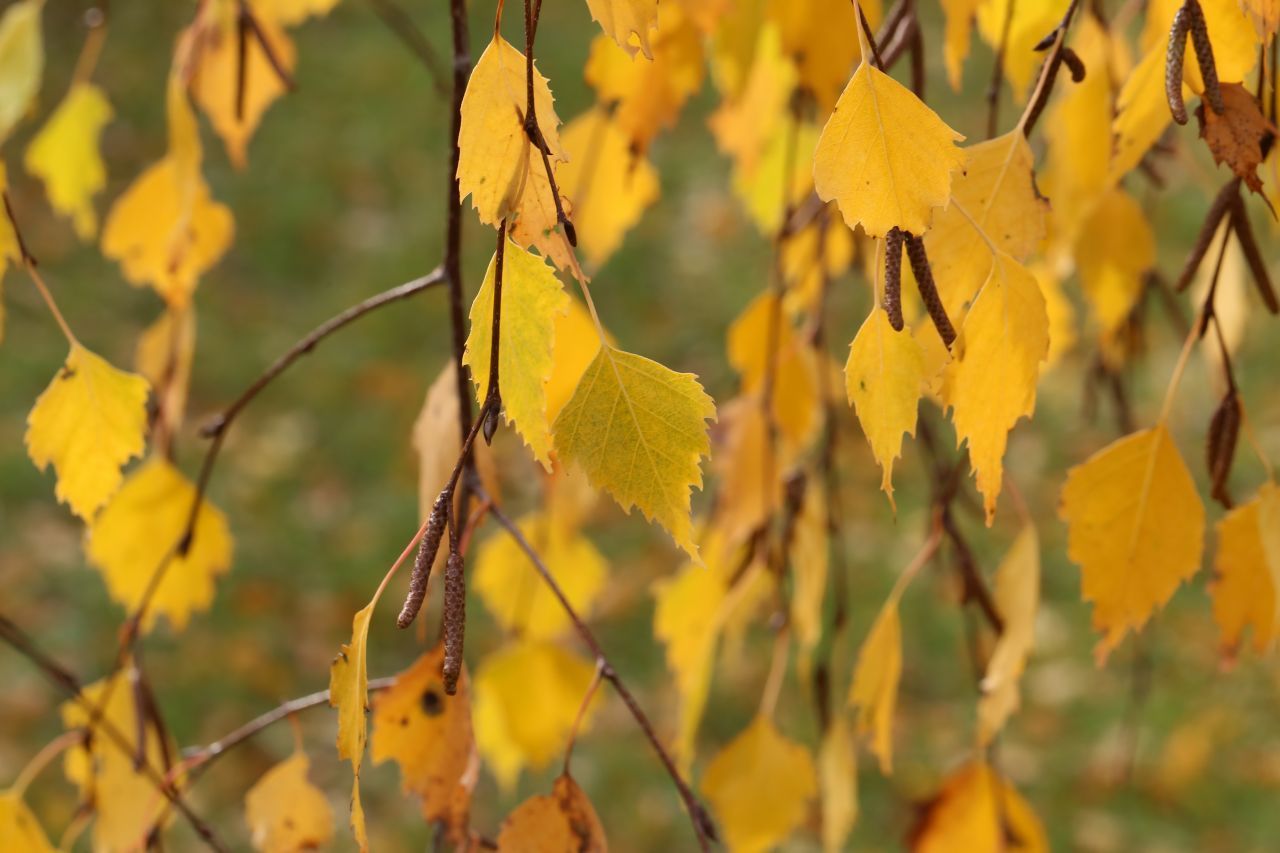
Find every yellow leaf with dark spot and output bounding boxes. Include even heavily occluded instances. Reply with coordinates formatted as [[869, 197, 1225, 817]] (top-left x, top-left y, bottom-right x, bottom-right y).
[[244, 752, 334, 853]]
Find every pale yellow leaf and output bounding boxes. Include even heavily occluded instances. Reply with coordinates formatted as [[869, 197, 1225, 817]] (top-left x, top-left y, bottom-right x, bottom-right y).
[[86, 456, 234, 632], [943, 253, 1049, 523], [259, 0, 341, 26], [473, 512, 607, 640], [135, 305, 196, 447], [552, 345, 715, 559], [0, 0, 43, 144], [329, 600, 374, 850], [712, 396, 783, 547], [244, 752, 334, 853], [25, 343, 150, 520], [819, 718, 857, 853], [766, 0, 879, 112], [977, 525, 1039, 745], [940, 0, 984, 89], [24, 83, 112, 239], [465, 240, 569, 469], [848, 594, 901, 774], [545, 297, 605, 425], [814, 61, 966, 238], [700, 715, 817, 853], [976, 0, 1067, 98], [473, 641, 599, 789], [1074, 188, 1155, 336], [1060, 426, 1206, 663]]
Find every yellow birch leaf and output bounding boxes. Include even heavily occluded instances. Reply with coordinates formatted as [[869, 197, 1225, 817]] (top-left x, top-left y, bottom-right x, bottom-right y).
[[814, 60, 966, 238], [135, 305, 196, 446], [458, 35, 564, 227], [818, 718, 857, 853], [943, 253, 1049, 523], [473, 641, 598, 787], [259, 0, 341, 26], [726, 291, 820, 452], [244, 752, 335, 853], [792, 482, 830, 676], [1240, 0, 1279, 36], [61, 666, 176, 851], [913, 762, 1048, 852], [1060, 426, 1206, 663], [0, 0, 43, 144], [1032, 262, 1077, 367], [25, 343, 150, 520], [713, 396, 782, 546], [329, 600, 375, 850], [977, 525, 1039, 745], [552, 345, 715, 559], [708, 23, 795, 182], [733, 120, 820, 234], [653, 544, 727, 770], [848, 593, 902, 774], [846, 307, 925, 506], [1042, 14, 1112, 241], [0, 791, 55, 852], [767, 0, 879, 112], [370, 645, 476, 840], [24, 82, 112, 239], [1074, 188, 1155, 336], [584, 9, 705, 153], [496, 773, 608, 852], [700, 715, 817, 853], [586, 0, 658, 59], [472, 512, 607, 640], [465, 240, 568, 469], [86, 456, 234, 632], [545, 297, 604, 424], [976, 0, 1067, 98], [1211, 482, 1280, 655], [558, 106, 660, 268], [924, 131, 1048, 319], [940, 0, 984, 90], [191, 2, 296, 169]]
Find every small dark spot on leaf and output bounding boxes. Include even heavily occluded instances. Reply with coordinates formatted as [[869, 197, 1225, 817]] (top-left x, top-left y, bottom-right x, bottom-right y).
[[421, 688, 443, 716]]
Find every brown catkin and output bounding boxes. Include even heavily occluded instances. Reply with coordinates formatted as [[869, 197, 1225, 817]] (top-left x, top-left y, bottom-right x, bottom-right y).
[[441, 550, 466, 695], [883, 228, 905, 331], [1186, 0, 1225, 114], [1166, 5, 1191, 124], [397, 494, 448, 629], [1207, 388, 1241, 506], [905, 235, 956, 348], [1230, 196, 1279, 313], [1174, 182, 1236, 291]]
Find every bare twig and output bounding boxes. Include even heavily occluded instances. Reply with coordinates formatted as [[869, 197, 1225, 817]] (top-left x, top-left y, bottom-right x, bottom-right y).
[[364, 0, 448, 94]]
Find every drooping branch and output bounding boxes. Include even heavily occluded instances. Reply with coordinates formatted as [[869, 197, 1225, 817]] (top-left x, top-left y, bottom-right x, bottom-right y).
[[364, 0, 448, 94], [481, 496, 718, 851]]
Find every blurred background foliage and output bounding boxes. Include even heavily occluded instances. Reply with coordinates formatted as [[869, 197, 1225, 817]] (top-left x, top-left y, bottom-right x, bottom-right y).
[[2, 1, 1280, 851]]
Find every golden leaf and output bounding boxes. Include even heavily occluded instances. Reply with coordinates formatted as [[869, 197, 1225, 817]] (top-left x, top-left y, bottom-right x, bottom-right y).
[[848, 592, 902, 773], [1211, 482, 1280, 655], [814, 59, 966, 238], [244, 752, 335, 853], [24, 82, 112, 239], [913, 761, 1048, 852], [1074, 188, 1155, 337], [1060, 426, 1206, 663], [586, 0, 658, 59], [329, 601, 374, 850], [370, 645, 476, 840], [700, 715, 817, 853], [496, 773, 608, 851], [977, 525, 1039, 745], [0, 0, 43, 144], [818, 718, 858, 853], [25, 343, 150, 520], [0, 791, 55, 852], [86, 456, 234, 632]]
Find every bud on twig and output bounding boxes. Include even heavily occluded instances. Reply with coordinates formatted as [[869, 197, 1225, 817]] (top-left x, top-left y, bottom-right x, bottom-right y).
[[442, 550, 466, 695]]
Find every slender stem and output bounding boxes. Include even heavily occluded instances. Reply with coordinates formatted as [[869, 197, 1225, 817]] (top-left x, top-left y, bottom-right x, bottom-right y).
[[758, 628, 791, 720], [562, 659, 606, 776], [364, 0, 448, 94], [987, 0, 1016, 137], [483, 498, 718, 850], [487, 222, 507, 402], [22, 262, 79, 348], [11, 731, 82, 797], [71, 8, 108, 86]]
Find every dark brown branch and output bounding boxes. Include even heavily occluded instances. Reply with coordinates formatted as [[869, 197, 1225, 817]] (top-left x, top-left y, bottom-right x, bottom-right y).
[[1174, 180, 1238, 292], [986, 0, 1016, 137], [0, 614, 228, 851], [483, 498, 718, 851], [235, 0, 295, 93], [1021, 0, 1083, 137]]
